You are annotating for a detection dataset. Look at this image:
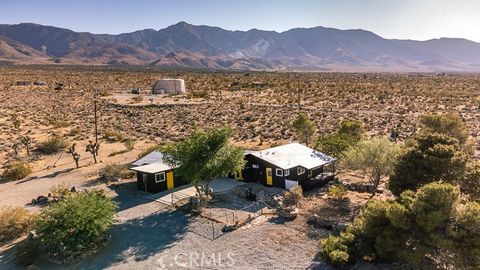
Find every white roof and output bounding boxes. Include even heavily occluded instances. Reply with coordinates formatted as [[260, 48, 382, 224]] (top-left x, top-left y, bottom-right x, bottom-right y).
[[130, 163, 172, 174], [247, 143, 336, 170], [130, 151, 176, 173], [131, 151, 165, 166]]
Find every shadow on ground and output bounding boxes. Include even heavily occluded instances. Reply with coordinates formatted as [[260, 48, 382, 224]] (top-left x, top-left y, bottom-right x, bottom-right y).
[[73, 208, 192, 269]]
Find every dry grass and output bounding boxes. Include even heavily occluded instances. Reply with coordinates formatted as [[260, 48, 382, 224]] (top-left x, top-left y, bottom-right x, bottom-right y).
[[0, 207, 35, 243]]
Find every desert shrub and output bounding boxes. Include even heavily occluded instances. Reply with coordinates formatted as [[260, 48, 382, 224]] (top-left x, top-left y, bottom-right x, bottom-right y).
[[460, 161, 480, 201], [315, 133, 357, 157], [131, 95, 143, 103], [187, 90, 209, 98], [389, 133, 468, 196], [315, 119, 365, 157], [2, 162, 32, 180], [123, 138, 135, 151], [48, 118, 69, 128], [103, 129, 125, 142], [283, 186, 303, 206], [327, 184, 347, 200], [320, 182, 480, 268], [100, 163, 133, 180], [0, 207, 35, 243], [338, 119, 365, 141], [420, 113, 468, 145], [292, 113, 316, 146], [34, 190, 116, 259], [37, 135, 68, 154]]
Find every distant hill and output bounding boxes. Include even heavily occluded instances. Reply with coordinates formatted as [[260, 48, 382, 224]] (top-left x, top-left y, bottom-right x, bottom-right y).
[[1, 22, 480, 71]]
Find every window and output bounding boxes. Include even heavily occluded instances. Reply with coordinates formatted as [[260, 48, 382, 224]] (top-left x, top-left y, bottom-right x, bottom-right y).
[[252, 164, 259, 169], [285, 169, 290, 176], [155, 172, 166, 183], [276, 168, 284, 176], [298, 166, 306, 175]]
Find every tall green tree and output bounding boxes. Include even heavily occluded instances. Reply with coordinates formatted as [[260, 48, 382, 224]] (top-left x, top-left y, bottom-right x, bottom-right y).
[[389, 133, 468, 196], [292, 113, 316, 146], [162, 127, 245, 202], [341, 137, 399, 196]]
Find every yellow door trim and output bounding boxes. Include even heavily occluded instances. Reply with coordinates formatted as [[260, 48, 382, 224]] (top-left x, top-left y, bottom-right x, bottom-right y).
[[166, 172, 174, 190], [266, 168, 273, 186], [234, 170, 243, 180]]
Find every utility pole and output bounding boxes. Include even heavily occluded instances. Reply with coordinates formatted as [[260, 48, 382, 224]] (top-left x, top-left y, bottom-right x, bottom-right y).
[[297, 75, 301, 111], [93, 88, 99, 143]]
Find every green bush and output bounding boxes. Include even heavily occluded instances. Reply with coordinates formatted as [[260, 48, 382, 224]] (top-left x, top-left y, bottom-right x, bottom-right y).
[[315, 119, 365, 157], [327, 184, 347, 200], [2, 162, 32, 180], [0, 207, 35, 243], [37, 135, 68, 154], [34, 190, 116, 259], [389, 133, 468, 196], [460, 161, 480, 200], [320, 182, 480, 268]]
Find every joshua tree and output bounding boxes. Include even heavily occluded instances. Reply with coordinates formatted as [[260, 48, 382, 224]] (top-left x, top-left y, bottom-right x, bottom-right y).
[[11, 143, 19, 156], [20, 136, 32, 155], [12, 116, 21, 130], [85, 141, 100, 163], [67, 143, 81, 169]]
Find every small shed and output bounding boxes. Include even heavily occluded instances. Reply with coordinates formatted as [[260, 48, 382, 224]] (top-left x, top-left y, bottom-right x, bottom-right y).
[[151, 79, 186, 94], [130, 151, 186, 193]]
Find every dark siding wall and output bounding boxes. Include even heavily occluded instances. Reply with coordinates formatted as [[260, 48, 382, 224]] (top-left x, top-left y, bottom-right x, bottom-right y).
[[241, 155, 336, 190], [136, 169, 187, 193]]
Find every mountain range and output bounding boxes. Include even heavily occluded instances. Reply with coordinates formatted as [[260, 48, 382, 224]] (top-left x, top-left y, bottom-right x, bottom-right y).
[[1, 22, 480, 72]]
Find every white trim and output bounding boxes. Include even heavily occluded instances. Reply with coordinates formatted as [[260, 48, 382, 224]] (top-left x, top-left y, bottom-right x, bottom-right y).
[[276, 168, 284, 177], [285, 169, 290, 176], [155, 172, 166, 183], [298, 166, 306, 175], [252, 164, 260, 169]]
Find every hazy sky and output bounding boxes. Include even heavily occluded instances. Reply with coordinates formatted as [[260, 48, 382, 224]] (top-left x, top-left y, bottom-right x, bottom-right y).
[[2, 0, 480, 42]]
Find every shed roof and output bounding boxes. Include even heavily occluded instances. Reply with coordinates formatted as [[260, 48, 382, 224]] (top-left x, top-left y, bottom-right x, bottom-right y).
[[131, 151, 165, 166], [130, 151, 176, 173], [246, 143, 336, 170], [130, 163, 172, 174]]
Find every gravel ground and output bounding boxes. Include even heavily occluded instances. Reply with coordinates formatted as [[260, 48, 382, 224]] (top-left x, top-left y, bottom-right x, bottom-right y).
[[0, 185, 325, 270]]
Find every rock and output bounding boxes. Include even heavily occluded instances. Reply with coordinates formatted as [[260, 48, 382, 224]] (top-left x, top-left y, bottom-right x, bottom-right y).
[[335, 222, 349, 232], [222, 224, 235, 232], [36, 195, 48, 205], [277, 206, 299, 219]]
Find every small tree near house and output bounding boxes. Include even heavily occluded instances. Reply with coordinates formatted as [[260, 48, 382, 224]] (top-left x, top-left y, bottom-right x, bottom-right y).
[[86, 141, 100, 164], [341, 137, 399, 196], [162, 127, 245, 207], [292, 113, 316, 146]]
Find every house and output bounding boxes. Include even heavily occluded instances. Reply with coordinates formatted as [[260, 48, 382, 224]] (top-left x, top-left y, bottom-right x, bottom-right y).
[[235, 143, 336, 190], [130, 151, 186, 193], [151, 79, 186, 94]]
